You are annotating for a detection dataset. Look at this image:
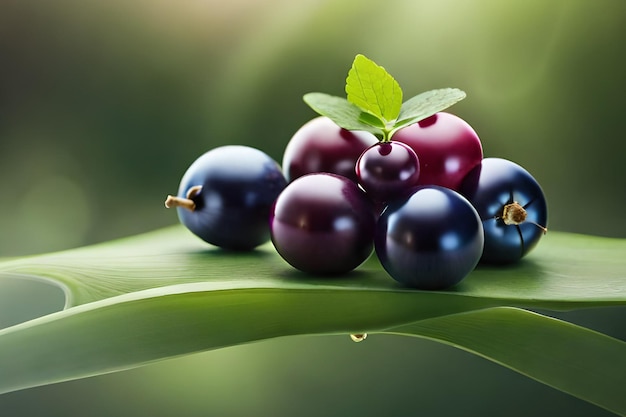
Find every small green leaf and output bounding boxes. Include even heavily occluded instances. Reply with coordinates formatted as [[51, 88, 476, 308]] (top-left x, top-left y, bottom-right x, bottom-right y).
[[304, 56, 467, 141], [393, 88, 467, 134], [345, 54, 402, 124], [303, 92, 382, 136], [358, 111, 385, 128]]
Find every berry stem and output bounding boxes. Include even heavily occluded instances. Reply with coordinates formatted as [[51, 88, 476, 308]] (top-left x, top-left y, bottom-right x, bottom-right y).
[[380, 126, 393, 142], [164, 195, 195, 211], [164, 185, 203, 212]]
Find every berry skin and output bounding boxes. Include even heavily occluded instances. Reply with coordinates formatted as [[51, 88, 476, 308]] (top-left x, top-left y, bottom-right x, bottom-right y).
[[165, 145, 287, 250], [282, 116, 378, 183], [392, 112, 483, 191], [459, 157, 548, 264], [355, 141, 421, 203], [270, 173, 376, 274], [375, 186, 484, 290]]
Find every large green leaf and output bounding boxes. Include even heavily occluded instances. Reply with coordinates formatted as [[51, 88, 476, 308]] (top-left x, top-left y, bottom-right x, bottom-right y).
[[387, 308, 626, 416], [2, 226, 624, 309], [0, 227, 625, 414]]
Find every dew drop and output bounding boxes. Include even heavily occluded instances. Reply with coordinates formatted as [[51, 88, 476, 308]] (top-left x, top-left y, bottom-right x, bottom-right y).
[[350, 333, 367, 342]]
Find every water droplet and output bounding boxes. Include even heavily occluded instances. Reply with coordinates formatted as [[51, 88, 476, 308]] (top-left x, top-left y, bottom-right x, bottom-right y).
[[350, 333, 367, 342]]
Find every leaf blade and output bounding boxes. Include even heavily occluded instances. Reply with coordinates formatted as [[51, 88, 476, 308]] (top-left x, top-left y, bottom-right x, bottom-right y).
[[393, 88, 467, 133], [345, 54, 402, 123], [0, 284, 491, 394], [1, 289, 624, 417], [387, 307, 626, 416], [0, 227, 625, 409], [302, 92, 382, 136], [2, 227, 624, 309]]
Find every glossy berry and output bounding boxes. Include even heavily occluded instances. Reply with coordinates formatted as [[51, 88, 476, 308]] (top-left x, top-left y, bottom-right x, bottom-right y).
[[270, 173, 376, 274], [355, 141, 420, 203], [282, 116, 378, 183], [375, 186, 484, 290], [393, 112, 483, 191], [460, 157, 548, 264], [165, 145, 287, 250]]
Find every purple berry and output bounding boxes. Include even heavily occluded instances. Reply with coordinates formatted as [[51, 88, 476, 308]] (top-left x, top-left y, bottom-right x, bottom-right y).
[[393, 112, 483, 191], [270, 173, 376, 274], [355, 141, 420, 203], [282, 116, 378, 183]]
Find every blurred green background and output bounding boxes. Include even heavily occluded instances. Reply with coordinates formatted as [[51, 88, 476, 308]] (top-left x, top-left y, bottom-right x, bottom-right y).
[[1, 0, 625, 415]]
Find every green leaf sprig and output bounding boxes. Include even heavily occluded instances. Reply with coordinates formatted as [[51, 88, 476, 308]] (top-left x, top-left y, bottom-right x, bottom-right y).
[[304, 54, 466, 141]]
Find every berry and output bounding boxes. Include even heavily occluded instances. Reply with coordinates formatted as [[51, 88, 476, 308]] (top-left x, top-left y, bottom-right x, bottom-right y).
[[282, 116, 378, 183], [165, 145, 287, 250], [393, 112, 483, 190], [270, 173, 376, 274], [460, 157, 548, 264], [355, 141, 420, 203], [375, 186, 484, 289]]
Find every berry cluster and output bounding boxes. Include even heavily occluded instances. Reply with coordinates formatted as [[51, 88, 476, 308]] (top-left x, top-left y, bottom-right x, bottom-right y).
[[165, 55, 547, 290], [273, 55, 547, 289], [275, 113, 547, 289]]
